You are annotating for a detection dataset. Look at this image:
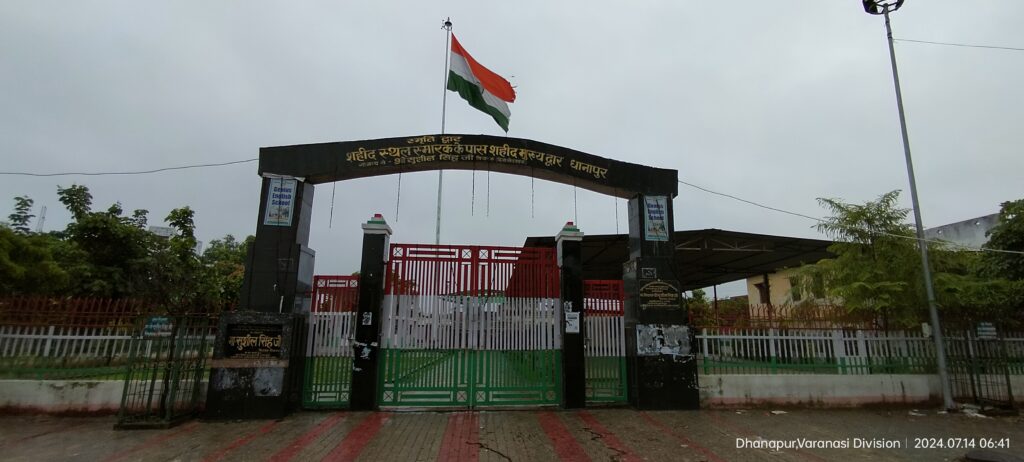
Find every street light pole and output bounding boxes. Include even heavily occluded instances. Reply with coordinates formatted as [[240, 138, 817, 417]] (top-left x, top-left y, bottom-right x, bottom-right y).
[[864, 0, 955, 410]]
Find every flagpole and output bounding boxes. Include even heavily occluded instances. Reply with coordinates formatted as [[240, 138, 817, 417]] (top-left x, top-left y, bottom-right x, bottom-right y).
[[435, 18, 453, 245]]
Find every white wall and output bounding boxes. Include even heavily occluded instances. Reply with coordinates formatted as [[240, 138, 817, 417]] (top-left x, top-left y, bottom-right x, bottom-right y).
[[1, 376, 1021, 413], [700, 374, 1024, 408], [0, 380, 208, 415]]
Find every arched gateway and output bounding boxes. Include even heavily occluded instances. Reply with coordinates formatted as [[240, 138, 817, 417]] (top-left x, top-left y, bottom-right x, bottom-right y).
[[206, 134, 699, 419]]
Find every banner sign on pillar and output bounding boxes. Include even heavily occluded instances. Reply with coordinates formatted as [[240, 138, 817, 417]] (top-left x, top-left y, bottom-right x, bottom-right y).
[[264, 178, 297, 226], [643, 196, 669, 241]]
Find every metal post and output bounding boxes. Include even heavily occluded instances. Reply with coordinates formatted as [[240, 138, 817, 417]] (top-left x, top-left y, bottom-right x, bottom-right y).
[[881, 6, 954, 410], [436, 18, 453, 245]]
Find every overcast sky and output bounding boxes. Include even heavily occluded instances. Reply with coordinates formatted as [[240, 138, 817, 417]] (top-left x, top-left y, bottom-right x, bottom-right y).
[[2, 1, 1022, 296]]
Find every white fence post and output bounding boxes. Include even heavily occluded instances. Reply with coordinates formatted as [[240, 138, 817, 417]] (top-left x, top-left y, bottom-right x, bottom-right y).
[[831, 328, 845, 374], [701, 327, 709, 359], [42, 325, 56, 358]]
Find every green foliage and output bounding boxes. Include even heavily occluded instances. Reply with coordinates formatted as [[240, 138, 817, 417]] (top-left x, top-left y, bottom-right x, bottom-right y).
[[981, 198, 1024, 281], [60, 196, 154, 298], [57, 184, 92, 221], [1, 186, 253, 311], [0, 226, 69, 294], [8, 196, 35, 234], [799, 191, 925, 327], [798, 191, 1024, 328], [200, 234, 252, 307]]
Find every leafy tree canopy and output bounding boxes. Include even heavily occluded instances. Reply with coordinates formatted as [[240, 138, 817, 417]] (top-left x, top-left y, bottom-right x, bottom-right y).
[[798, 190, 1023, 328], [1, 186, 253, 311], [981, 198, 1024, 281]]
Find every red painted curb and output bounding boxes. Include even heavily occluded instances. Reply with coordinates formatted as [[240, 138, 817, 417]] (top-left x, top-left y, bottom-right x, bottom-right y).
[[576, 411, 641, 462], [640, 412, 727, 462], [537, 411, 591, 462], [321, 412, 389, 461], [202, 420, 279, 462], [438, 412, 480, 462], [269, 412, 345, 462]]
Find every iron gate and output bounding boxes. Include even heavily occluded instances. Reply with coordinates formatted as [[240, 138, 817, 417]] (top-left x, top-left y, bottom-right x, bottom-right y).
[[946, 323, 1017, 414], [302, 275, 359, 408], [584, 280, 627, 403], [378, 244, 561, 408], [116, 314, 216, 429]]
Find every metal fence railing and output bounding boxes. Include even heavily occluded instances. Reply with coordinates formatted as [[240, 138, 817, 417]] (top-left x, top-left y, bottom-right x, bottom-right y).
[[696, 327, 1024, 376], [0, 298, 147, 379], [0, 297, 223, 380], [116, 314, 218, 429]]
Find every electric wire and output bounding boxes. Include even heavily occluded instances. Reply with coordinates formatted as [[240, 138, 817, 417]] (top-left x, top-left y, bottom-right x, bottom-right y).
[[0, 158, 258, 177], [676, 179, 1024, 256], [2, 155, 1019, 256], [894, 38, 1024, 53]]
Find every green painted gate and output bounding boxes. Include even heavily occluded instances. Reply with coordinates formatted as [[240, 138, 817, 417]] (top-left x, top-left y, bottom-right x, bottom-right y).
[[584, 280, 628, 403], [302, 275, 359, 408], [377, 244, 562, 408]]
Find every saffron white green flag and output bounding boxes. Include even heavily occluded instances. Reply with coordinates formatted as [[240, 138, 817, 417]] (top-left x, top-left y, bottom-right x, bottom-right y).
[[447, 35, 516, 132]]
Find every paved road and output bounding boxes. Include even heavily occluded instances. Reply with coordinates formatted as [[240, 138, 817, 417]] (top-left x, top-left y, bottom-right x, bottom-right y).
[[0, 408, 1020, 461]]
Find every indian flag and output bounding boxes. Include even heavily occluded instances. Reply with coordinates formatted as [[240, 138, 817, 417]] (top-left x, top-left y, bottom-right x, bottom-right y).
[[447, 35, 516, 132]]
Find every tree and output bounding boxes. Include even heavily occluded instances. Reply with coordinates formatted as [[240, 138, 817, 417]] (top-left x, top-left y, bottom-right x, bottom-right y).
[[201, 234, 253, 307], [57, 184, 92, 221], [800, 191, 1023, 328], [0, 226, 69, 295], [7, 196, 35, 234], [981, 198, 1024, 281], [138, 207, 206, 312], [58, 188, 154, 298], [801, 191, 924, 327], [3, 186, 245, 312]]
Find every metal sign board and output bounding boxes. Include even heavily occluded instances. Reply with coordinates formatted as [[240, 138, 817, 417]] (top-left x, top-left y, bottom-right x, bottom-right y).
[[643, 196, 669, 241], [263, 178, 297, 226]]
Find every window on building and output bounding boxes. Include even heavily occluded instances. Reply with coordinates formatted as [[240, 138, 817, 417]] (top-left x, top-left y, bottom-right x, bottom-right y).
[[754, 283, 769, 304], [789, 277, 802, 302], [811, 274, 825, 299]]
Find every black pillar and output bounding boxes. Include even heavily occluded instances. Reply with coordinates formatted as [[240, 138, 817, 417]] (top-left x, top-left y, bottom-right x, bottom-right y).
[[207, 176, 314, 420], [623, 194, 700, 409], [349, 214, 390, 411], [557, 222, 586, 409], [240, 177, 316, 313]]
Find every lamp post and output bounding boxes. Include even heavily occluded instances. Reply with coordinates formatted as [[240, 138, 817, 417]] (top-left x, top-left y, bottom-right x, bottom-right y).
[[862, 0, 954, 410]]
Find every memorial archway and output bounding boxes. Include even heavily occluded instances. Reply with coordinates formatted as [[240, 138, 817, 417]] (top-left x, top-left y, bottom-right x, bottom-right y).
[[206, 134, 697, 419]]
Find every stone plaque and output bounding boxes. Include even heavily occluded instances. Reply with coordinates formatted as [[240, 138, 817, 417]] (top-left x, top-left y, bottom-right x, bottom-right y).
[[224, 324, 284, 359], [639, 279, 680, 311]]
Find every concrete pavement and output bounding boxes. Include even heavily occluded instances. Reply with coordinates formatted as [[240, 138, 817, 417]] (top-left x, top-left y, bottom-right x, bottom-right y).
[[0, 408, 1021, 461]]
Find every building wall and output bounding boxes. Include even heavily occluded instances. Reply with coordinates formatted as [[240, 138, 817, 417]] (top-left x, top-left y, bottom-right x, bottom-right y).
[[924, 213, 999, 249], [745, 268, 808, 305]]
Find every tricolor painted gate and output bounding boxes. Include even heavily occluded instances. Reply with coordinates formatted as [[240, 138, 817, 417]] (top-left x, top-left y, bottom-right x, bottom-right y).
[[302, 275, 359, 408], [584, 280, 627, 403], [378, 244, 561, 408]]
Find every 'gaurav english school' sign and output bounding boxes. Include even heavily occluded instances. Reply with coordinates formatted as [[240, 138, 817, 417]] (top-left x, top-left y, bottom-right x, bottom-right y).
[[258, 134, 679, 199]]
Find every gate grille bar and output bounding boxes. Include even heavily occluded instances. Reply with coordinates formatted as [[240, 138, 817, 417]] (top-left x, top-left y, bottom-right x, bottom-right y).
[[379, 244, 561, 408]]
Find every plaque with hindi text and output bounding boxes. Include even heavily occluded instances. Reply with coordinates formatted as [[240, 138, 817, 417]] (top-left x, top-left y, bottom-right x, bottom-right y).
[[224, 324, 284, 359]]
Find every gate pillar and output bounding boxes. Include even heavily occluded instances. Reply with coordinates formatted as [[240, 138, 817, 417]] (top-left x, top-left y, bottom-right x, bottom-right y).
[[206, 176, 313, 421], [240, 176, 316, 313], [623, 194, 699, 409], [557, 222, 586, 408], [350, 214, 390, 410]]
